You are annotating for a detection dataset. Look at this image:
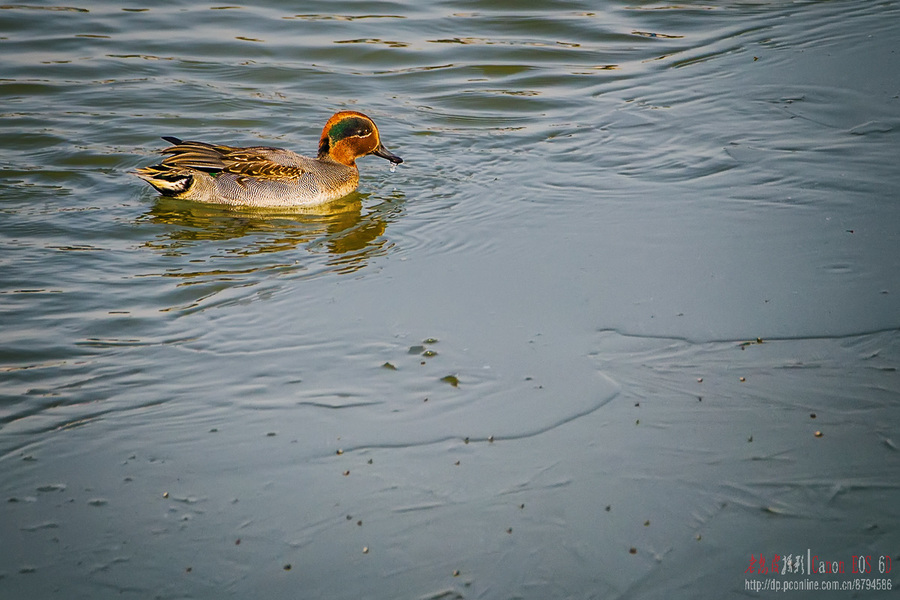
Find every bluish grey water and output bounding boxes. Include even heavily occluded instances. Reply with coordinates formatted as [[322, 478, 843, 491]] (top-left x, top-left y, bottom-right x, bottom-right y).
[[2, 1, 899, 599]]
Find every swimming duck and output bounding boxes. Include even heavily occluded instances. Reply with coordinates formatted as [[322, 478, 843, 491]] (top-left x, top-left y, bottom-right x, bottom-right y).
[[135, 111, 402, 207]]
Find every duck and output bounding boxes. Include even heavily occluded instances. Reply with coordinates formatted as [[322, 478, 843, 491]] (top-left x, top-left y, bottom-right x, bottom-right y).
[[135, 111, 402, 207]]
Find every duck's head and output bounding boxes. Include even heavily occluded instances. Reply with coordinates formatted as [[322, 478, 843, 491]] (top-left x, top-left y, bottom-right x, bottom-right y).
[[318, 111, 403, 167]]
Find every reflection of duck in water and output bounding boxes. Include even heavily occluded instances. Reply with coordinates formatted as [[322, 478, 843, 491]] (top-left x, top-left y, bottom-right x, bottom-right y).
[[135, 111, 402, 208], [142, 190, 404, 272]]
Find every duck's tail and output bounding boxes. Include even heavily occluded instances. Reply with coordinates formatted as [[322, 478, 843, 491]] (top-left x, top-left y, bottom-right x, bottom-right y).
[[134, 164, 194, 196]]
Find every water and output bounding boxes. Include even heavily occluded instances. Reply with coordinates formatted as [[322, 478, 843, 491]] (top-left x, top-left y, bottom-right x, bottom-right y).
[[2, 1, 899, 598]]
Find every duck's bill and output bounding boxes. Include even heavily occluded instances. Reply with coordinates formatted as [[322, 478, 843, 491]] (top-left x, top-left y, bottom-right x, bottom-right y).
[[374, 144, 403, 165]]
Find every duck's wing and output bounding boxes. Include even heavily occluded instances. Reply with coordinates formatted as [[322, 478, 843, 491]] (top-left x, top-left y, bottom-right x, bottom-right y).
[[159, 138, 308, 180]]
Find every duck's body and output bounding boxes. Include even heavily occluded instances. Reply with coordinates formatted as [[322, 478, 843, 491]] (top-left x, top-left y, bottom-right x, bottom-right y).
[[135, 111, 402, 207]]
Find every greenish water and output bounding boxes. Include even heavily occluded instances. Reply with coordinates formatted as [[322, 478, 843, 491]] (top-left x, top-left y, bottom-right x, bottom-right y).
[[1, 1, 899, 598]]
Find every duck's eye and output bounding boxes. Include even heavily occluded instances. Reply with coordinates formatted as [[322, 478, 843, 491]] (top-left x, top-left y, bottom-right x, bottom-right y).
[[350, 122, 373, 138]]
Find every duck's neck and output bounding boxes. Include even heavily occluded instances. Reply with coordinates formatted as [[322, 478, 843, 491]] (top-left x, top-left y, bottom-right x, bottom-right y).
[[318, 136, 357, 167]]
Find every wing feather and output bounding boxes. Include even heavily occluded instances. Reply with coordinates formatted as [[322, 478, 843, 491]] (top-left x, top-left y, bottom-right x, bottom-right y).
[[159, 139, 306, 179]]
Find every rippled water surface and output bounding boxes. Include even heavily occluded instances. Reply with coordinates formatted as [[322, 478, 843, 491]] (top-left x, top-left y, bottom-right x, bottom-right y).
[[2, 1, 899, 598]]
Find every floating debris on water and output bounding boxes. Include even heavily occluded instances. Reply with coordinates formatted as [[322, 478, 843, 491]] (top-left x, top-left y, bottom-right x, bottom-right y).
[[441, 374, 460, 387], [739, 337, 765, 350], [382, 362, 397, 370]]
